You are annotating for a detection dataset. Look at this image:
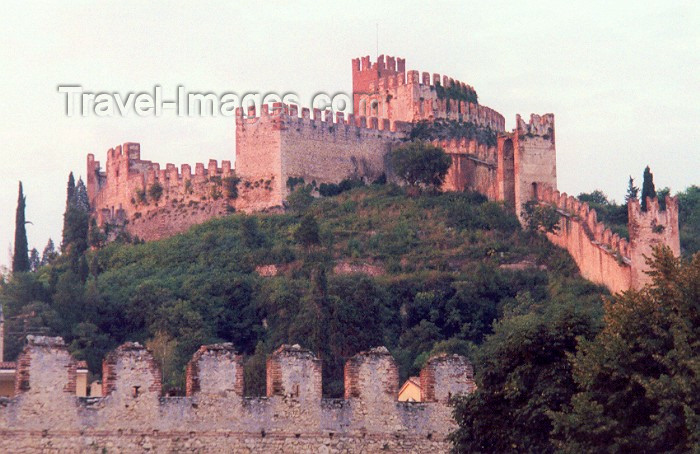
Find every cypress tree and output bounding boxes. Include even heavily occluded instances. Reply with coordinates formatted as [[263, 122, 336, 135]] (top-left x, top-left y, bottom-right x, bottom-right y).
[[12, 182, 30, 273], [62, 172, 76, 249], [62, 173, 90, 255], [641, 166, 656, 212]]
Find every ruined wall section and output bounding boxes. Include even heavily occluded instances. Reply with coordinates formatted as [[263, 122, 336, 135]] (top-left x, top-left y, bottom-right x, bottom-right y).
[[353, 55, 505, 131], [4, 337, 81, 431], [514, 113, 557, 221], [0, 339, 475, 453], [628, 196, 681, 288]]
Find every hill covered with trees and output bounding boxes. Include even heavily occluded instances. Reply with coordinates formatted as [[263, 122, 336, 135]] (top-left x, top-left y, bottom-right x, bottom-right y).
[[2, 166, 698, 452], [1, 183, 607, 397]]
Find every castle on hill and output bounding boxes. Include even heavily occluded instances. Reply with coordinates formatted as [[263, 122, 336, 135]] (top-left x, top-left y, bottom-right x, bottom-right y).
[[86, 54, 680, 293]]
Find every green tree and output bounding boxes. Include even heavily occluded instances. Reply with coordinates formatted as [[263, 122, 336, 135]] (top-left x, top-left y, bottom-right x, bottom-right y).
[[656, 186, 670, 211], [522, 201, 560, 233], [13, 182, 30, 273], [641, 166, 656, 211], [146, 331, 179, 391], [552, 247, 699, 453], [678, 185, 700, 256], [294, 214, 320, 248], [450, 300, 600, 454], [577, 190, 608, 205], [389, 141, 452, 190], [88, 218, 106, 248], [40, 238, 58, 266], [28, 248, 40, 272], [243, 341, 268, 396], [62, 174, 90, 256], [625, 175, 639, 203], [61, 172, 76, 248], [286, 184, 314, 212]]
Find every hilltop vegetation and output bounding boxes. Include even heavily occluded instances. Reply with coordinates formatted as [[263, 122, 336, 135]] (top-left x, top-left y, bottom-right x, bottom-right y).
[[1, 184, 606, 397], [2, 177, 697, 452]]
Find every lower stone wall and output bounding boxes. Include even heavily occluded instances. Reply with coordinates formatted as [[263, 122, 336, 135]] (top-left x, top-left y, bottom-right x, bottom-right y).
[[0, 338, 473, 454], [0, 431, 450, 453]]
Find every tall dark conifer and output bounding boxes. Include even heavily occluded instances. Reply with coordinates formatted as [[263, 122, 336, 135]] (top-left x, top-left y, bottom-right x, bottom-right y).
[[641, 166, 656, 212], [62, 172, 76, 248], [12, 182, 30, 273], [62, 173, 90, 256]]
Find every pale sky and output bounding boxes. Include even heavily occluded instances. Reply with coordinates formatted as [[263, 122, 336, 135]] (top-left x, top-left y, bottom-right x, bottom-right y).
[[0, 1, 698, 269]]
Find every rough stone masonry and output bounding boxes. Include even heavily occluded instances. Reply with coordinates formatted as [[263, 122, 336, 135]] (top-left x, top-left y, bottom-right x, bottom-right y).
[[0, 336, 476, 453]]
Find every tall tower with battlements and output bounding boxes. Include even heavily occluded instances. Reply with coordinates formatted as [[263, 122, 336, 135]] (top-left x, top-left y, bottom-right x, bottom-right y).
[[352, 55, 405, 115]]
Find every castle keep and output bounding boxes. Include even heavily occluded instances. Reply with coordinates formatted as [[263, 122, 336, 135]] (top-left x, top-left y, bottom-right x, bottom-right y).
[[86, 54, 679, 292], [0, 336, 475, 453]]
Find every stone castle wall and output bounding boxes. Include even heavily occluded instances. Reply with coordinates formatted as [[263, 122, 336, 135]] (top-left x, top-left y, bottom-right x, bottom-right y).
[[435, 138, 499, 200], [84, 53, 682, 295], [87, 142, 279, 241], [536, 186, 680, 293], [0, 337, 475, 453], [236, 103, 409, 203], [513, 113, 558, 221], [352, 54, 506, 130], [537, 186, 633, 293]]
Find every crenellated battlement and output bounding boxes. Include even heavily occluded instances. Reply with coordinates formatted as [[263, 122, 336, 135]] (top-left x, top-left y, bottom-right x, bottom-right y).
[[0, 338, 475, 453], [83, 52, 681, 296], [538, 186, 631, 261], [235, 102, 412, 136], [535, 185, 680, 293], [516, 113, 555, 138], [87, 140, 280, 241], [352, 55, 506, 131]]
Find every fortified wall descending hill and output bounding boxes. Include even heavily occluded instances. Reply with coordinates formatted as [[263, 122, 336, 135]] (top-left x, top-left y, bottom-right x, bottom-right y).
[[536, 188, 681, 293], [86, 54, 679, 293], [0, 336, 475, 453]]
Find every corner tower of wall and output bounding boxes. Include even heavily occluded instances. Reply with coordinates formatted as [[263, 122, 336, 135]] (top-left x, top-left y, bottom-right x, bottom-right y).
[[353, 56, 505, 131], [628, 196, 681, 289], [513, 113, 557, 221]]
